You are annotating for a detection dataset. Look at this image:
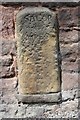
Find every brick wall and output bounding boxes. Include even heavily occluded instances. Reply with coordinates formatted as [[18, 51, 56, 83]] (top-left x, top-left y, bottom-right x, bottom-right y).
[[0, 3, 79, 118]]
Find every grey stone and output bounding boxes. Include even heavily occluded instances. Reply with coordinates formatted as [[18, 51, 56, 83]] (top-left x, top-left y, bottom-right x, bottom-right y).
[[0, 104, 6, 112], [0, 66, 15, 78], [15, 105, 26, 118], [62, 89, 78, 101], [15, 92, 61, 103], [2, 39, 16, 56], [2, 104, 18, 118], [0, 56, 13, 66], [0, 112, 5, 119], [25, 106, 45, 118], [0, 99, 78, 118]]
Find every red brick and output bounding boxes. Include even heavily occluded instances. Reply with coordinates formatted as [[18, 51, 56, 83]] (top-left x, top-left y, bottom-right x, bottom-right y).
[[62, 61, 78, 72], [0, 77, 18, 104], [58, 7, 78, 27], [1, 77, 17, 95], [62, 72, 78, 91], [1, 6, 15, 39], [59, 30, 78, 43], [60, 43, 78, 60]]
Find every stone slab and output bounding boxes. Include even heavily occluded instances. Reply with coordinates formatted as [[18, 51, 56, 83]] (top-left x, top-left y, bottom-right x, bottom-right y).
[[16, 7, 61, 96], [16, 92, 61, 103]]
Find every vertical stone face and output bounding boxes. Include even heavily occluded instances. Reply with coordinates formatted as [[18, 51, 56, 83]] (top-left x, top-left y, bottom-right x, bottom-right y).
[[16, 7, 61, 95]]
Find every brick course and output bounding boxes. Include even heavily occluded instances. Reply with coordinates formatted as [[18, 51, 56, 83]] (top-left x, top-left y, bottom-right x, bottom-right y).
[[0, 3, 79, 118]]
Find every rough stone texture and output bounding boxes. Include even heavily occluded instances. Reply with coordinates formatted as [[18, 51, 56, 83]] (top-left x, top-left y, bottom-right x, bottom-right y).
[[59, 30, 79, 73], [62, 89, 78, 101], [0, 6, 15, 39], [0, 39, 17, 78], [1, 39, 16, 56], [16, 7, 61, 95], [16, 92, 61, 103], [0, 65, 15, 78], [0, 77, 18, 104], [58, 7, 78, 27], [62, 72, 78, 91], [59, 30, 78, 43], [0, 4, 79, 119], [60, 43, 78, 60], [0, 56, 13, 67], [0, 99, 79, 118], [0, 77, 17, 95]]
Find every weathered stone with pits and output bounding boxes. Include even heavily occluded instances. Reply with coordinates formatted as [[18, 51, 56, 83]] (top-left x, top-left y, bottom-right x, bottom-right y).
[[16, 7, 61, 102]]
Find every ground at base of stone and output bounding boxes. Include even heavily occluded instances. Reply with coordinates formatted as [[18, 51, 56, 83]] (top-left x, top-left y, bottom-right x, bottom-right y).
[[0, 98, 79, 118]]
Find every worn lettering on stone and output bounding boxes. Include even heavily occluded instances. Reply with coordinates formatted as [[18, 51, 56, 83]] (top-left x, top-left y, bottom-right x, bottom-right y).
[[16, 7, 61, 94]]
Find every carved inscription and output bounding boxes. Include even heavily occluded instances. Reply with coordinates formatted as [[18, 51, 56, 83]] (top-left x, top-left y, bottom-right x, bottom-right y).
[[16, 8, 60, 94]]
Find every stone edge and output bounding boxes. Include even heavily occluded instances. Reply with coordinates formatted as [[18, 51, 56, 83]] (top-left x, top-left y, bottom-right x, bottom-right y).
[[0, 0, 79, 3], [0, 0, 80, 7], [15, 92, 61, 103]]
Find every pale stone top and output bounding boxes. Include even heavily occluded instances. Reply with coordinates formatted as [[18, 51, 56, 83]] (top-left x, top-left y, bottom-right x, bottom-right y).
[[16, 7, 55, 19]]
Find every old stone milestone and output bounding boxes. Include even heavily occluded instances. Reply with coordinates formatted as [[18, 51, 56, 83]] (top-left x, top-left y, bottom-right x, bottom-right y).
[[16, 7, 61, 103]]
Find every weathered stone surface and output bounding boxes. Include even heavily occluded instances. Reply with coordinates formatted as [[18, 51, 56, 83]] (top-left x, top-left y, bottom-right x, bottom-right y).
[[0, 77, 17, 95], [0, 4, 79, 119], [16, 92, 61, 103], [0, 77, 18, 104], [2, 39, 16, 56], [62, 89, 78, 101], [62, 61, 78, 72], [60, 43, 79, 72], [0, 66, 15, 78], [0, 99, 78, 118], [0, 56, 13, 66], [60, 43, 78, 60], [43, 99, 78, 118], [59, 30, 78, 43], [0, 6, 15, 39], [16, 7, 61, 95], [58, 7, 78, 27], [62, 72, 78, 91]]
